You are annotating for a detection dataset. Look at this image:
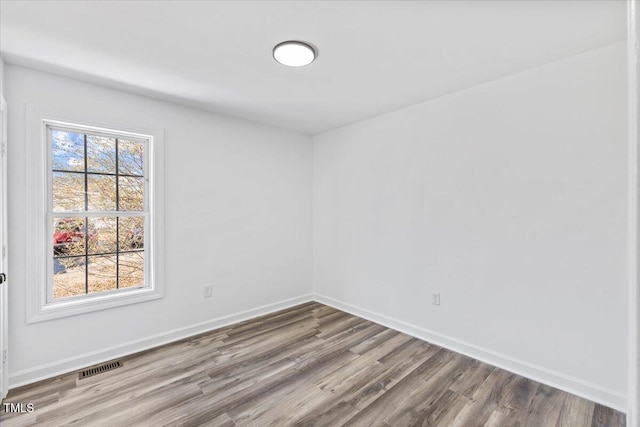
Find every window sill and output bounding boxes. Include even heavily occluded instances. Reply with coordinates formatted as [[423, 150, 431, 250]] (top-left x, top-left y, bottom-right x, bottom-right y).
[[27, 286, 163, 324]]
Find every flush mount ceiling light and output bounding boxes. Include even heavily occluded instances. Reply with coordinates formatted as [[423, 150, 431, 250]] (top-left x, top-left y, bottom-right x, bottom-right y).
[[273, 41, 317, 67]]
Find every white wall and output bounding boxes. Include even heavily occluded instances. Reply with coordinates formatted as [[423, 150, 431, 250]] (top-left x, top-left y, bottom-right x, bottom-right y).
[[630, 1, 640, 424], [313, 43, 628, 409], [6, 65, 313, 384], [0, 56, 4, 97]]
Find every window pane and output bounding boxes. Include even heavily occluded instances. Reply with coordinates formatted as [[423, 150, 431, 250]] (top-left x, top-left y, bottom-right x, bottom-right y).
[[119, 252, 144, 289], [88, 255, 117, 294], [119, 177, 144, 211], [53, 256, 86, 299], [87, 217, 117, 255], [87, 136, 116, 174], [52, 130, 84, 172], [118, 139, 144, 176], [87, 175, 116, 211], [52, 172, 85, 212], [53, 217, 86, 257], [118, 216, 144, 250]]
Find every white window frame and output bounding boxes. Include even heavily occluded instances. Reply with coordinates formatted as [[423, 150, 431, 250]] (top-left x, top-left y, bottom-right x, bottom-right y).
[[26, 106, 164, 323]]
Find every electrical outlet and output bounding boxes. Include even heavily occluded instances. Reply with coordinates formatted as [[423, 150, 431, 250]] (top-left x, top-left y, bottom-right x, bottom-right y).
[[432, 292, 440, 306], [203, 284, 213, 298]]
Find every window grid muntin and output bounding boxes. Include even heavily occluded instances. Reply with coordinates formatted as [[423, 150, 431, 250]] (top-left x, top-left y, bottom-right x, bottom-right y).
[[115, 137, 119, 290], [83, 134, 89, 293], [53, 249, 144, 260], [47, 124, 150, 303], [52, 170, 144, 178]]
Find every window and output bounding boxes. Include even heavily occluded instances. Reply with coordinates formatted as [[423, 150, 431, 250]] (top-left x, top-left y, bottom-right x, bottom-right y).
[[26, 109, 164, 322], [49, 126, 147, 301]]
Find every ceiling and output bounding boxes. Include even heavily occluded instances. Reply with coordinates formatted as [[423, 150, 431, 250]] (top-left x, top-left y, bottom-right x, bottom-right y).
[[0, 0, 627, 134]]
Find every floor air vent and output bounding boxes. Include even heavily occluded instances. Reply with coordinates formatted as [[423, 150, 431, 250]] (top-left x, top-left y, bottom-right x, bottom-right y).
[[79, 361, 122, 379]]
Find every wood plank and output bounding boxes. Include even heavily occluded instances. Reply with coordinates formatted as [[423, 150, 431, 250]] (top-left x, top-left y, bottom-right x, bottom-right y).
[[381, 354, 475, 425], [341, 349, 457, 425], [520, 384, 567, 427], [557, 393, 595, 427], [449, 368, 514, 427], [291, 400, 359, 427], [349, 328, 399, 355], [591, 404, 626, 427], [449, 359, 494, 398]]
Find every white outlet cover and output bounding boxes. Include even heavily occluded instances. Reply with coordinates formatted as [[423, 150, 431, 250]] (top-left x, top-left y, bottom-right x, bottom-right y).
[[432, 293, 440, 305], [204, 284, 213, 298]]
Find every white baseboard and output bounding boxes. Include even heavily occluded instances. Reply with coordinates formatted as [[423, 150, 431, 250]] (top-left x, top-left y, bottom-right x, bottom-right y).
[[9, 292, 627, 413], [314, 293, 627, 413], [9, 294, 313, 389]]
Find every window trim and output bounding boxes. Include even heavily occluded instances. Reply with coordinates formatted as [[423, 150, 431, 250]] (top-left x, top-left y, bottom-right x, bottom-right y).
[[26, 106, 165, 323]]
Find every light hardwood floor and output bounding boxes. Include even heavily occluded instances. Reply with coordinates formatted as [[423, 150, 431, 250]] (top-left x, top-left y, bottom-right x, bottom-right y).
[[0, 302, 626, 426]]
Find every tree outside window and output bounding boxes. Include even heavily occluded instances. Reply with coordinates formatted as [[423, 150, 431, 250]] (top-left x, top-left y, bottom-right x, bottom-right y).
[[50, 129, 147, 300]]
